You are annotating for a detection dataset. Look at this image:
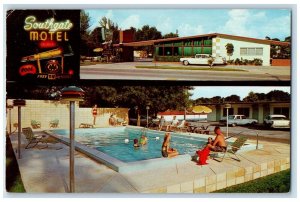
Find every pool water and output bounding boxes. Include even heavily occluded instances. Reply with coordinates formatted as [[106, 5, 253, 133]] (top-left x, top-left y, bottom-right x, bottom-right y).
[[53, 127, 207, 163]]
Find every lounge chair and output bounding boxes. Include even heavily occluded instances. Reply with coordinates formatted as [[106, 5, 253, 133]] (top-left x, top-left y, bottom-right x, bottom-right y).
[[176, 120, 189, 132], [116, 118, 127, 126], [49, 119, 59, 128], [195, 125, 210, 134], [31, 120, 41, 129], [79, 123, 94, 128], [22, 127, 61, 149], [211, 136, 248, 162]]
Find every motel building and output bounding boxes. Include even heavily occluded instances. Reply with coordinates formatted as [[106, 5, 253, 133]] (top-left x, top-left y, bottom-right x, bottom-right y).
[[157, 101, 290, 125], [114, 32, 290, 66], [207, 101, 291, 124]]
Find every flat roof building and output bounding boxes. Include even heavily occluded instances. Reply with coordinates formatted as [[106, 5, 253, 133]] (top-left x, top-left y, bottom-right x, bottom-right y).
[[115, 33, 290, 66]]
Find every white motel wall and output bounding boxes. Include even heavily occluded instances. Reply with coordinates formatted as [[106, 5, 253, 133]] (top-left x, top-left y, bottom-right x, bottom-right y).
[[6, 99, 129, 130], [213, 37, 271, 66]]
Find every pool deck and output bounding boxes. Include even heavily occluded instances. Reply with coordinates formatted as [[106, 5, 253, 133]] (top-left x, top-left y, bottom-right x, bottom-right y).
[[7, 130, 290, 193]]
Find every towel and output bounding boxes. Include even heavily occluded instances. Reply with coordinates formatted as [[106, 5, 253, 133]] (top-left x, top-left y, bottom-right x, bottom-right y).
[[196, 147, 210, 165]]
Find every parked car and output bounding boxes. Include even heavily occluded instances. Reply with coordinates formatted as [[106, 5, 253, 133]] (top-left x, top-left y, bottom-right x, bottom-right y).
[[220, 115, 258, 127], [180, 54, 226, 66], [264, 115, 290, 129]]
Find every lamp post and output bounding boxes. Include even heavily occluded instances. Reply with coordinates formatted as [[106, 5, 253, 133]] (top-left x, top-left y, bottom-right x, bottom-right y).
[[13, 100, 26, 159], [146, 106, 150, 128], [134, 106, 140, 126], [61, 86, 84, 193], [7, 105, 14, 135], [224, 104, 232, 138]]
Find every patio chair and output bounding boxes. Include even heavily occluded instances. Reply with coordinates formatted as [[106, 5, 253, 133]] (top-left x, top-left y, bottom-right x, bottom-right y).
[[195, 125, 210, 134], [22, 127, 61, 149], [116, 118, 127, 126], [176, 120, 189, 132], [49, 119, 59, 128], [31, 120, 41, 129], [211, 136, 248, 162], [79, 123, 94, 128], [22, 127, 47, 149]]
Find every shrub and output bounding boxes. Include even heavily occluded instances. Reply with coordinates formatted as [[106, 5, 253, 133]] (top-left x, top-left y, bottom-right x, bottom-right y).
[[227, 59, 234, 65], [234, 58, 241, 65], [253, 58, 263, 66]]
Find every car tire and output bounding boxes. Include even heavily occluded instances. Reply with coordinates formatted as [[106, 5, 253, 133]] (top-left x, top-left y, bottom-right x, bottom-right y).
[[231, 123, 236, 127], [183, 60, 189, 66]]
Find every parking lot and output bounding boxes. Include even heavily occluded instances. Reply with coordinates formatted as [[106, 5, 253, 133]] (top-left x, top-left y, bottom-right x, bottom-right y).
[[189, 122, 290, 143]]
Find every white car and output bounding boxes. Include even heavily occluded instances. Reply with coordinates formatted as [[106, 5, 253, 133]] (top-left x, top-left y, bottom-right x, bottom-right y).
[[180, 54, 226, 66], [221, 115, 258, 127], [264, 115, 290, 129]]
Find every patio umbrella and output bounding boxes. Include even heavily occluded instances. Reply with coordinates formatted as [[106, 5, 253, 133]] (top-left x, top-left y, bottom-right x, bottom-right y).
[[192, 105, 212, 114]]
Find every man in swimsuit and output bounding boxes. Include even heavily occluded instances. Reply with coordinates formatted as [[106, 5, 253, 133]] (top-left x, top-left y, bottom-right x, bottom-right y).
[[92, 104, 98, 125], [206, 126, 227, 152]]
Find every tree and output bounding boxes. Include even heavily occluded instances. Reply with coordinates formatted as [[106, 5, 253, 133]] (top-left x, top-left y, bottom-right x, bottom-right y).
[[99, 17, 119, 44], [135, 25, 162, 41], [224, 95, 241, 102], [266, 90, 290, 101], [265, 36, 271, 40], [210, 96, 223, 104], [80, 11, 91, 56], [284, 36, 291, 42], [88, 27, 104, 53], [225, 43, 234, 60], [271, 38, 280, 41], [163, 32, 179, 39], [243, 91, 259, 102]]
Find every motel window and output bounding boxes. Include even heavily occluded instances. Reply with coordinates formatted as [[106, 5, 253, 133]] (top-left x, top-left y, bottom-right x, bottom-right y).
[[256, 48, 263, 55], [240, 47, 264, 56], [273, 107, 290, 118], [237, 107, 250, 117], [158, 47, 163, 56], [223, 108, 234, 116], [240, 48, 247, 55], [173, 47, 179, 56], [165, 47, 172, 56]]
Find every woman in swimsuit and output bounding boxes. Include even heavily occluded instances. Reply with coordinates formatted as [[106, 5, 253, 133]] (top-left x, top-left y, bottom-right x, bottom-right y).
[[92, 104, 98, 125], [161, 132, 179, 158]]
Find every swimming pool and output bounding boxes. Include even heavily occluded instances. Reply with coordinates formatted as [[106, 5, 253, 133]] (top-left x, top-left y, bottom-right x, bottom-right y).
[[47, 127, 261, 173], [52, 127, 207, 163]]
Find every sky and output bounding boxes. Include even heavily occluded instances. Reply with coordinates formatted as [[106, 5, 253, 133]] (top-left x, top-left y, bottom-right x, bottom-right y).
[[85, 9, 291, 41], [189, 86, 290, 100]]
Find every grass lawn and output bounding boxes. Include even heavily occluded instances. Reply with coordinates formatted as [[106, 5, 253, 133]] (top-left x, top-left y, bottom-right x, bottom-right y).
[[135, 65, 247, 72], [6, 134, 26, 193], [80, 61, 109, 66], [213, 169, 290, 193]]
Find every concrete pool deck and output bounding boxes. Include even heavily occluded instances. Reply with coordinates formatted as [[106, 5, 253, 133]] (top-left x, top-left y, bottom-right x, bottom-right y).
[[7, 130, 290, 193]]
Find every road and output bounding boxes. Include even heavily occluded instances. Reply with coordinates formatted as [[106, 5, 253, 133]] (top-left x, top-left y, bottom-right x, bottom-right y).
[[80, 62, 290, 81]]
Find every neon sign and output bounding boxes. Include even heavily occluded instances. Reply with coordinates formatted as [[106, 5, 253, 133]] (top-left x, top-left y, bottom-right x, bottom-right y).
[[24, 16, 72, 41], [24, 16, 73, 32]]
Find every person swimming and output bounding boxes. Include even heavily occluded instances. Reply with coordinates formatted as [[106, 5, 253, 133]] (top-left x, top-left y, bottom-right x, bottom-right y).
[[133, 138, 139, 148]]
